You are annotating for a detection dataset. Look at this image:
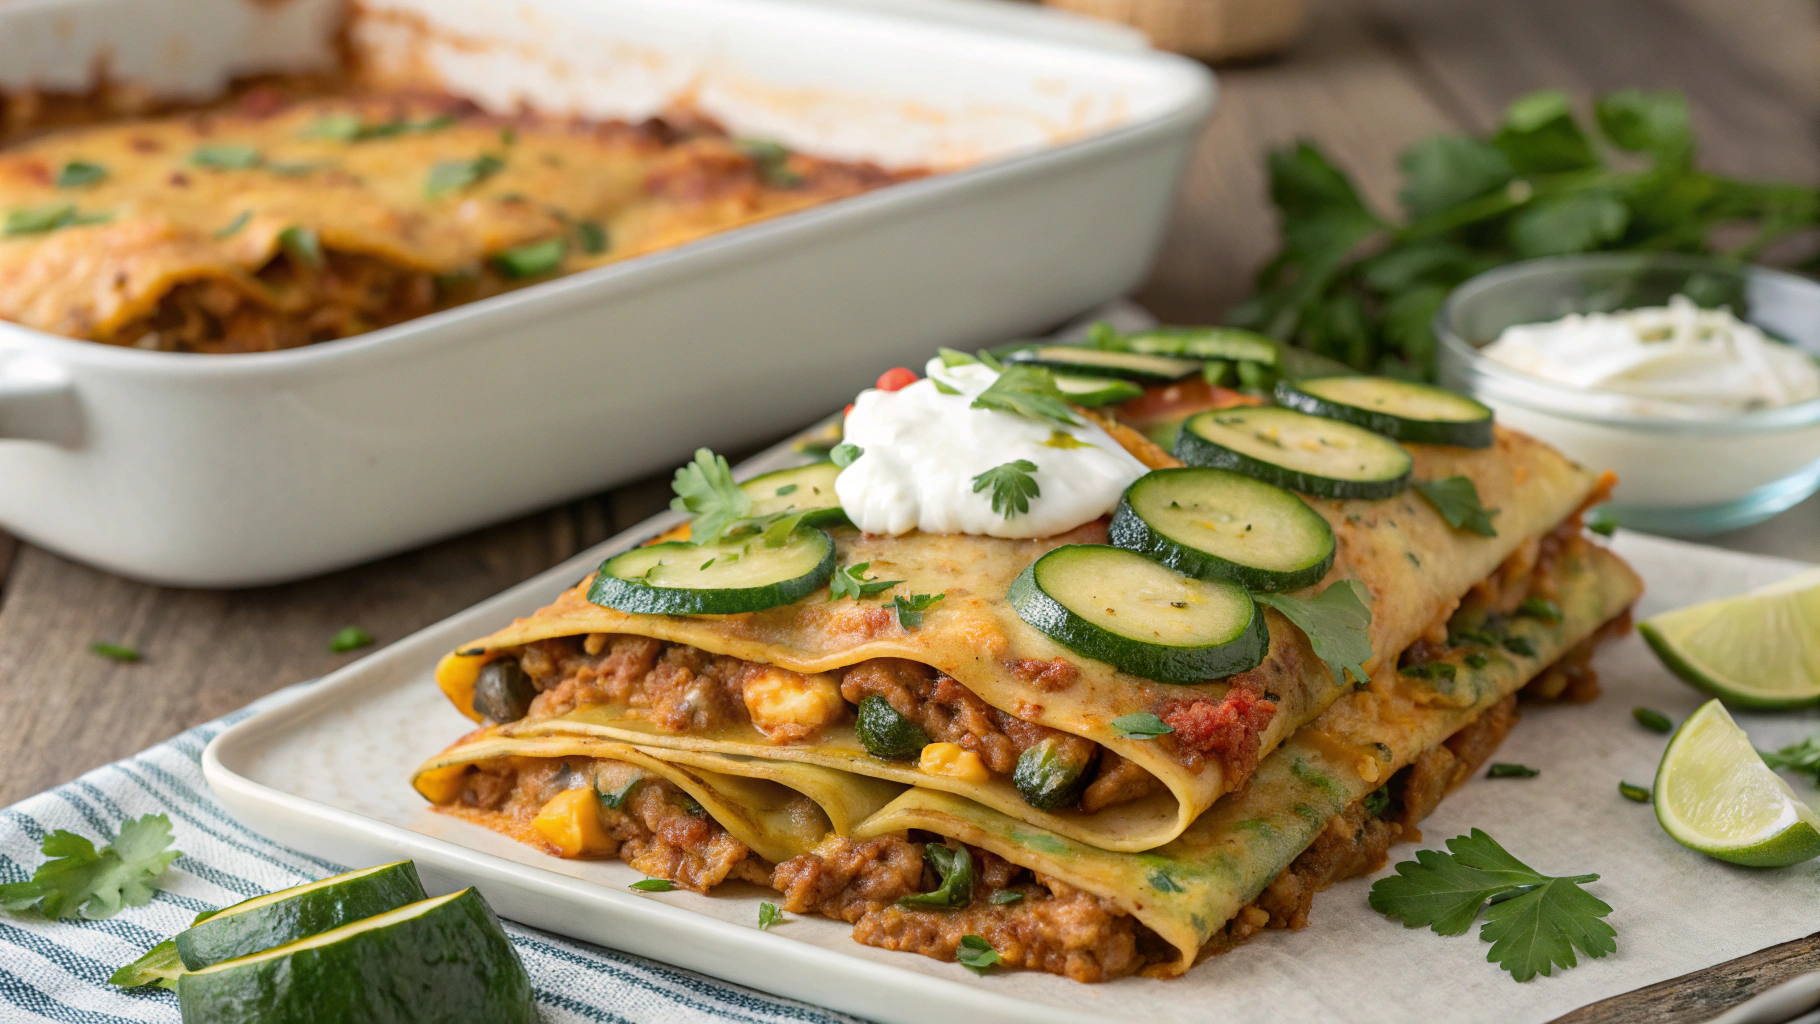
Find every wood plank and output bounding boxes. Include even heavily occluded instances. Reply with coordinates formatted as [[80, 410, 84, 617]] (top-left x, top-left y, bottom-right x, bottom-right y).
[[1549, 932, 1820, 1024]]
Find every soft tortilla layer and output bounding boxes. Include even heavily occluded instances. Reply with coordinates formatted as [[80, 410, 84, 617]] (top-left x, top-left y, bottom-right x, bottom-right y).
[[439, 428, 1596, 853], [849, 541, 1642, 976]]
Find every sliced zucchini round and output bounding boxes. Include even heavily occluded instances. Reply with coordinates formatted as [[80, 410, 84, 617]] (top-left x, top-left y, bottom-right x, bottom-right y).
[[1007, 545, 1267, 684], [175, 861, 427, 970], [1122, 327, 1278, 365], [589, 528, 836, 615], [1175, 407, 1412, 500], [1109, 468, 1335, 592], [1276, 376, 1493, 448], [740, 462, 848, 526], [1053, 371, 1145, 407], [1003, 345, 1199, 383]]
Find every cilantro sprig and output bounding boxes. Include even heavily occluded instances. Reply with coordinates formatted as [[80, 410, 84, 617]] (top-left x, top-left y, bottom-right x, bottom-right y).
[[899, 843, 972, 909], [1255, 579, 1374, 687], [971, 460, 1040, 519], [892, 592, 945, 630], [0, 814, 180, 921], [670, 448, 753, 543], [1369, 829, 1614, 982], [956, 935, 1002, 972], [1416, 476, 1499, 537], [1232, 88, 1820, 378], [971, 364, 1080, 427], [830, 561, 902, 602], [1761, 734, 1820, 786]]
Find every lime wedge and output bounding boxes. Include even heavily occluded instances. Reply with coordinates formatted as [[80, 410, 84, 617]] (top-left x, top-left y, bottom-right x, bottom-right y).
[[1639, 568, 1820, 709], [1653, 700, 1820, 867]]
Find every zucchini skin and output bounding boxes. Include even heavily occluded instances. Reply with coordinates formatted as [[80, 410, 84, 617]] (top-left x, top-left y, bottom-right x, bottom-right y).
[[855, 696, 930, 761], [1173, 413, 1412, 500], [1274, 379, 1494, 448], [175, 862, 427, 971], [1107, 476, 1334, 593], [1013, 738, 1094, 810], [588, 530, 837, 616], [177, 889, 537, 1024], [1006, 546, 1269, 684]]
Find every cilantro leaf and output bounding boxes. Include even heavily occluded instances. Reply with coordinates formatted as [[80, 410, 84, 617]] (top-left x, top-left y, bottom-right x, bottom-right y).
[[1111, 713, 1174, 739], [899, 843, 971, 908], [1370, 829, 1611, 982], [1595, 89, 1692, 163], [90, 642, 141, 662], [971, 459, 1040, 519], [1761, 734, 1820, 786], [892, 592, 944, 630], [628, 878, 673, 892], [1618, 781, 1651, 803], [829, 561, 902, 602], [0, 814, 179, 921], [190, 144, 262, 169], [328, 626, 373, 653], [596, 777, 639, 809], [971, 364, 1079, 427], [1486, 763, 1539, 778], [956, 935, 1002, 972], [758, 901, 784, 930], [831, 443, 864, 468], [989, 890, 1023, 905], [670, 448, 753, 543], [1255, 580, 1374, 687], [1416, 476, 1499, 537], [424, 154, 505, 197], [56, 161, 107, 187], [1397, 135, 1513, 219]]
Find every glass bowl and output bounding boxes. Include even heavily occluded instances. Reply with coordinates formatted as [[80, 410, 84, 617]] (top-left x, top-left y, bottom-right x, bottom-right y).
[[1435, 253, 1820, 536]]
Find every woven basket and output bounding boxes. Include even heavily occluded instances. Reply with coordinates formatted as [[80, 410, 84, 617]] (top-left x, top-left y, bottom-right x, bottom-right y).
[[1043, 0, 1308, 61]]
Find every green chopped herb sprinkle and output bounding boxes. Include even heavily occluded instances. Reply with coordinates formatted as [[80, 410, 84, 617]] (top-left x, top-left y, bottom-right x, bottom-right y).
[[4, 204, 110, 236], [989, 890, 1023, 905], [491, 237, 565, 279], [596, 778, 639, 809], [328, 626, 374, 654], [757, 902, 783, 929], [1464, 652, 1490, 669], [1518, 596, 1563, 623], [90, 642, 142, 662], [1111, 712, 1173, 739], [1633, 707, 1673, 734], [830, 443, 864, 468], [1487, 762, 1540, 778], [628, 878, 674, 892], [955, 934, 1001, 972], [56, 161, 107, 187], [425, 154, 505, 197], [574, 220, 608, 255], [278, 225, 323, 268], [1618, 781, 1650, 803], [190, 144, 262, 169], [213, 210, 252, 239]]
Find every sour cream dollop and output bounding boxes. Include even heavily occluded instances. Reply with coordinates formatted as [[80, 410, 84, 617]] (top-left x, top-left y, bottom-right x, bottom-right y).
[[1481, 294, 1820, 417], [834, 358, 1149, 538]]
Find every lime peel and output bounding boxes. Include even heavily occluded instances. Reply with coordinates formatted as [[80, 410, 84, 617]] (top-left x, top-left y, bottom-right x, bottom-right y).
[[1653, 700, 1820, 868], [1640, 568, 1820, 709]]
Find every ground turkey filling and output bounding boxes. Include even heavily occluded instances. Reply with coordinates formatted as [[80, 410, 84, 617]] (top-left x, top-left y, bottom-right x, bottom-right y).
[[503, 638, 1158, 814]]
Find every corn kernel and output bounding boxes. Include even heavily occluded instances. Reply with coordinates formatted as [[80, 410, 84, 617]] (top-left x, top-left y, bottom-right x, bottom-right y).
[[435, 651, 488, 724], [743, 667, 846, 741], [531, 788, 615, 858], [918, 742, 990, 784], [413, 763, 469, 804]]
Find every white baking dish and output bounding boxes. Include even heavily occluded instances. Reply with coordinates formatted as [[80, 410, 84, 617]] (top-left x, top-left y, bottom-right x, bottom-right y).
[[0, 0, 1214, 586]]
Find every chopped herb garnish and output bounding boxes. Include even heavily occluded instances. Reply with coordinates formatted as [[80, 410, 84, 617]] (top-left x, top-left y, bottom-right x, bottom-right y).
[[190, 144, 262, 169], [1502, 636, 1536, 657], [669, 448, 752, 544], [491, 237, 565, 279], [4, 204, 109, 236], [0, 814, 179, 921], [1369, 828, 1613, 982], [1148, 869, 1185, 893], [1517, 597, 1562, 623], [1363, 786, 1392, 816], [1449, 626, 1500, 647], [830, 561, 902, 602], [574, 220, 608, 255], [956, 935, 1002, 973], [304, 112, 454, 142], [899, 843, 971, 909], [971, 363, 1080, 427], [1618, 781, 1651, 802], [1415, 476, 1499, 537], [738, 138, 802, 188], [971, 459, 1040, 519], [1632, 707, 1673, 734], [830, 443, 864, 468], [1586, 509, 1619, 537], [1487, 762, 1540, 778], [424, 154, 505, 197], [1760, 734, 1820, 786], [597, 778, 640, 809], [500, 127, 518, 147], [278, 225, 323, 269], [213, 210, 252, 239], [266, 161, 321, 177], [628, 878, 674, 892], [301, 113, 363, 142], [1465, 652, 1490, 669], [1402, 660, 1456, 681], [989, 890, 1023, 906], [56, 161, 107, 187], [1255, 580, 1374, 688], [892, 592, 944, 630], [757, 901, 783, 929], [328, 626, 373, 654], [1111, 712, 1174, 739], [676, 792, 705, 815], [90, 642, 141, 663]]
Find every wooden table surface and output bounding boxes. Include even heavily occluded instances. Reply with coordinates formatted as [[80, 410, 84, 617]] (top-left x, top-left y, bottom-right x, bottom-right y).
[[1, 0, 1816, 1018]]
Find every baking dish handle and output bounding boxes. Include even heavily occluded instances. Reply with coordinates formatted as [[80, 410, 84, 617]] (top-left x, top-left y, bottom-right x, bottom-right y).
[[0, 350, 78, 444]]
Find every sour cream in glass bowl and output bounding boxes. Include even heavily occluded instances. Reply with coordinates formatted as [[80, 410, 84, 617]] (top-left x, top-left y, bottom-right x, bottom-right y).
[[1436, 254, 1820, 536]]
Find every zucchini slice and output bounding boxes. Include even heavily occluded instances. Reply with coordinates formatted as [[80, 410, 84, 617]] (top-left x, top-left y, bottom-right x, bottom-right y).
[[1007, 545, 1267, 684], [177, 888, 537, 1024], [1053, 371, 1145, 407], [175, 861, 427, 970], [589, 528, 836, 615], [1109, 467, 1335, 592], [1122, 327, 1278, 365], [1003, 345, 1199, 383], [740, 462, 848, 526], [1276, 376, 1494, 448], [1175, 407, 1413, 500]]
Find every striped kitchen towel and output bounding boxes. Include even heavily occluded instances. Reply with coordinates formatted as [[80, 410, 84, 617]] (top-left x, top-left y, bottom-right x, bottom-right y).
[[0, 683, 863, 1024]]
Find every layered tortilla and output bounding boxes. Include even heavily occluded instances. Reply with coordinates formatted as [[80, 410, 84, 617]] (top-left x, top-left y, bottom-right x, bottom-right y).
[[416, 537, 1640, 980], [435, 427, 1599, 853]]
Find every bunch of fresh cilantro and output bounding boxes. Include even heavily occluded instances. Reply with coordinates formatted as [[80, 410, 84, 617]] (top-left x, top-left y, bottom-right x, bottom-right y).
[[1230, 88, 1820, 379], [0, 813, 180, 921]]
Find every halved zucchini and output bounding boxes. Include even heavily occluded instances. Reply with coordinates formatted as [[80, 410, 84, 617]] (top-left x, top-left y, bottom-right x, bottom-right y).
[[741, 462, 848, 526], [1003, 345, 1200, 383], [1175, 407, 1412, 500], [1007, 544, 1267, 684], [1109, 467, 1335, 592], [589, 528, 836, 615], [175, 861, 427, 970], [1053, 372, 1145, 407], [1122, 327, 1278, 365], [1275, 376, 1494, 448]]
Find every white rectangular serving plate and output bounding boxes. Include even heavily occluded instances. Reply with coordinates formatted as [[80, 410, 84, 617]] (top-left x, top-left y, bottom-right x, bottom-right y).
[[206, 459, 1820, 1023], [0, 0, 1214, 588]]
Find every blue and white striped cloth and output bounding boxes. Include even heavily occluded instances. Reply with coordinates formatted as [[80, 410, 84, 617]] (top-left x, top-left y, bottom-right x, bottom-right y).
[[0, 685, 862, 1024]]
